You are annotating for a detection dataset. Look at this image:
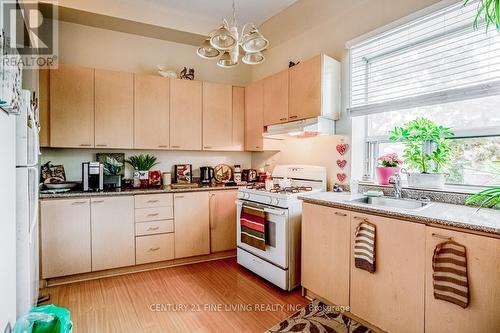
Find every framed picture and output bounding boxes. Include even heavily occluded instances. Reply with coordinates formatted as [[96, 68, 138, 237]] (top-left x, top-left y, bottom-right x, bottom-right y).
[[96, 153, 125, 176], [174, 164, 192, 184]]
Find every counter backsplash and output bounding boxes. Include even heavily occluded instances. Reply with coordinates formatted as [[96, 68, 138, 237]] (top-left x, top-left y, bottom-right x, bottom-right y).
[[40, 148, 252, 182]]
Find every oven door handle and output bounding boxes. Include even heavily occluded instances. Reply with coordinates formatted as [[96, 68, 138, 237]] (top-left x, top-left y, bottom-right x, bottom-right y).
[[237, 200, 286, 216]]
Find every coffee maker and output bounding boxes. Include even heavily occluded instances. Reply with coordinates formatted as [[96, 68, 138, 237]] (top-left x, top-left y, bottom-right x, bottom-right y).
[[199, 166, 214, 185], [82, 162, 104, 192]]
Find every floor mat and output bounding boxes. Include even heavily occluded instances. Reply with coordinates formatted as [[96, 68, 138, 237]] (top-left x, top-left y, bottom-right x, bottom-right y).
[[265, 299, 374, 333]]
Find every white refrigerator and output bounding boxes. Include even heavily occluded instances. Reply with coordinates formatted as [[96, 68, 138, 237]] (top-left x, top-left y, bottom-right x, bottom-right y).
[[15, 89, 40, 317]]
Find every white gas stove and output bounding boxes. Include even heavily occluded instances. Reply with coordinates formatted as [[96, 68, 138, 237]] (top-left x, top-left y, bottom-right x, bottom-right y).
[[236, 165, 326, 291]]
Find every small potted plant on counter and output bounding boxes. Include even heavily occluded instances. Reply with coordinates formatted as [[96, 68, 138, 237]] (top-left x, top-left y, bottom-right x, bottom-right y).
[[125, 154, 159, 188], [389, 117, 454, 189], [466, 187, 500, 210], [376, 153, 403, 185]]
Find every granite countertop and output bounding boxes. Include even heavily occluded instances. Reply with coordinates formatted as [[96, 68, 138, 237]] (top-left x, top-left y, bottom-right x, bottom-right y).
[[299, 192, 500, 236], [39, 184, 243, 199]]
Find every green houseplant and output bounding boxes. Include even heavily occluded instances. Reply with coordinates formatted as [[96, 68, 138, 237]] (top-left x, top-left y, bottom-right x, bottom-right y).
[[389, 118, 454, 189], [466, 187, 500, 210], [465, 0, 500, 31], [125, 154, 159, 188]]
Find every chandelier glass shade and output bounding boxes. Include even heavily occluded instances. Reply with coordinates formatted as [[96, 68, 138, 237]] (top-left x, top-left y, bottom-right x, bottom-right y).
[[196, 0, 269, 67]]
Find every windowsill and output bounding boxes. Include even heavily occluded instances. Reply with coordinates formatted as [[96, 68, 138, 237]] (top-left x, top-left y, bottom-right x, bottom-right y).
[[358, 183, 487, 195]]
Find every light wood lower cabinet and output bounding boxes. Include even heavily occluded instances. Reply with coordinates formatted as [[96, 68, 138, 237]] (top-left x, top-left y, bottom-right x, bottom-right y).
[[425, 227, 500, 333], [301, 203, 350, 306], [40, 199, 91, 278], [174, 192, 210, 258], [349, 213, 425, 333], [209, 190, 237, 253], [91, 197, 135, 271], [136, 233, 175, 265]]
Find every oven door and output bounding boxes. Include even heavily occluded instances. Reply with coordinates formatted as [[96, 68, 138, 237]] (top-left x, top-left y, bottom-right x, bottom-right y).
[[236, 200, 288, 269]]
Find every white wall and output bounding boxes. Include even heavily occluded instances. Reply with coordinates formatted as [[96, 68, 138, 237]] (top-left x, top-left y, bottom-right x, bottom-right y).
[[41, 149, 252, 181], [57, 21, 251, 86], [0, 111, 17, 331]]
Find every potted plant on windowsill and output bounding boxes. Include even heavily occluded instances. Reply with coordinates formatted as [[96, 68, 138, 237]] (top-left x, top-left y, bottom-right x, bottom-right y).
[[376, 153, 403, 185], [125, 154, 159, 188], [389, 117, 454, 189]]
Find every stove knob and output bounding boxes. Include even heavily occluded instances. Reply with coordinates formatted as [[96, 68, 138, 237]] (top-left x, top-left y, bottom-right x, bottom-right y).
[[268, 197, 273, 204], [245, 193, 250, 199], [273, 198, 280, 205]]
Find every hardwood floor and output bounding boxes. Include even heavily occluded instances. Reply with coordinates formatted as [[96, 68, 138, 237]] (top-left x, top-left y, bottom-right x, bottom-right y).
[[40, 258, 308, 333]]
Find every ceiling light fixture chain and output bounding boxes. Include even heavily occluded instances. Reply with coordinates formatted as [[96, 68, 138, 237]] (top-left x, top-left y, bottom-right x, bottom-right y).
[[196, 0, 270, 68]]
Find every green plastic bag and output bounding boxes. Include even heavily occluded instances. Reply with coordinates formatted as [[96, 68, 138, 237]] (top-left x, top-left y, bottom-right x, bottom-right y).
[[13, 305, 73, 333]]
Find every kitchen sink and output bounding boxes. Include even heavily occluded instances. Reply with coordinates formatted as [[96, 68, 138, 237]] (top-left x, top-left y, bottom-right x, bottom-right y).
[[349, 196, 432, 210]]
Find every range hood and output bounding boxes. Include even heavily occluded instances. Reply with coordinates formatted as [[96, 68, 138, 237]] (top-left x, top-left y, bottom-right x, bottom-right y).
[[263, 117, 335, 140]]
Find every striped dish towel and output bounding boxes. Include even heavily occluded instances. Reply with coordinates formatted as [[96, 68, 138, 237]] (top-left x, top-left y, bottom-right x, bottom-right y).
[[354, 221, 376, 273], [432, 240, 469, 308], [240, 205, 266, 251]]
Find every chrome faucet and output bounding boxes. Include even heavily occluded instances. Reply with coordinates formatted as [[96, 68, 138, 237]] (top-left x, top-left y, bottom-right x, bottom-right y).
[[389, 172, 402, 198]]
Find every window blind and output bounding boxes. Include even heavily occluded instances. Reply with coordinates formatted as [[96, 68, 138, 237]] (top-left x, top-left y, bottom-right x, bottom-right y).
[[348, 0, 500, 117]]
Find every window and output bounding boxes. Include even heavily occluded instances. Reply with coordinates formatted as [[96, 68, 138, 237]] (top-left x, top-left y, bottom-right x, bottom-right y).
[[348, 1, 500, 188]]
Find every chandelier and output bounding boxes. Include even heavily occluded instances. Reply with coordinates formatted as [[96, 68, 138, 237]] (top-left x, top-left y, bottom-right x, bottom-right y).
[[196, 0, 270, 68]]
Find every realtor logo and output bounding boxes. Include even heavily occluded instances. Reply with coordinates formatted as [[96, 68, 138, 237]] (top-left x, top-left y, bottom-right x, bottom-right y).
[[1, 1, 58, 68]]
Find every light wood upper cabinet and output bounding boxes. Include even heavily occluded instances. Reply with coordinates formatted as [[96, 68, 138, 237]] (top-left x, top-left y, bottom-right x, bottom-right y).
[[174, 192, 210, 258], [209, 190, 238, 253], [425, 227, 500, 333], [95, 69, 134, 149], [39, 69, 50, 147], [289, 54, 340, 121], [263, 69, 289, 126], [91, 196, 135, 271], [202, 82, 233, 150], [349, 213, 425, 333], [134, 75, 170, 149], [245, 80, 264, 151], [50, 64, 95, 148], [301, 203, 350, 306], [231, 86, 245, 151], [170, 79, 202, 150], [40, 199, 91, 278]]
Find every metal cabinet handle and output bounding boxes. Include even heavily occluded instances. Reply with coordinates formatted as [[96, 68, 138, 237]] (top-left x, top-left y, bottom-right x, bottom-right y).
[[432, 233, 453, 240], [175, 195, 184, 199], [279, 118, 287, 121], [79, 144, 92, 147], [171, 145, 181, 149], [148, 247, 160, 252], [158, 145, 168, 148], [353, 216, 368, 221], [71, 201, 87, 205], [147, 226, 160, 231], [147, 213, 159, 217], [334, 212, 347, 217], [96, 144, 107, 147], [289, 115, 298, 119], [147, 200, 159, 203], [204, 146, 212, 149], [92, 200, 104, 203]]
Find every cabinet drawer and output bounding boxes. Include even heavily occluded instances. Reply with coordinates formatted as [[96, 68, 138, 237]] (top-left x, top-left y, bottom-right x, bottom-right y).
[[135, 206, 173, 222], [136, 233, 174, 264], [135, 194, 173, 209], [135, 220, 174, 236]]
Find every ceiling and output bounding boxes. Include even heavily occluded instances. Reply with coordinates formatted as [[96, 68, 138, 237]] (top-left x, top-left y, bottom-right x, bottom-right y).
[[116, 0, 299, 33]]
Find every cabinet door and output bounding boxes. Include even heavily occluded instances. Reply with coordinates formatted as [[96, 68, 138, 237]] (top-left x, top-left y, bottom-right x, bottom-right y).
[[174, 192, 210, 258], [91, 196, 135, 271], [50, 64, 94, 148], [203, 82, 233, 150], [170, 79, 202, 150], [94, 69, 134, 149], [39, 69, 50, 147], [350, 213, 425, 333], [301, 203, 350, 306], [289, 55, 321, 121], [425, 227, 500, 333], [209, 190, 237, 253], [263, 69, 289, 126], [231, 86, 245, 151], [134, 75, 170, 149], [40, 199, 91, 278], [244, 80, 264, 151]]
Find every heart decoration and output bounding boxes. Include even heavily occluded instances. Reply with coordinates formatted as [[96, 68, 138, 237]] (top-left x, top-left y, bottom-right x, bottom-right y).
[[337, 160, 347, 169], [337, 173, 347, 183], [336, 143, 349, 156]]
